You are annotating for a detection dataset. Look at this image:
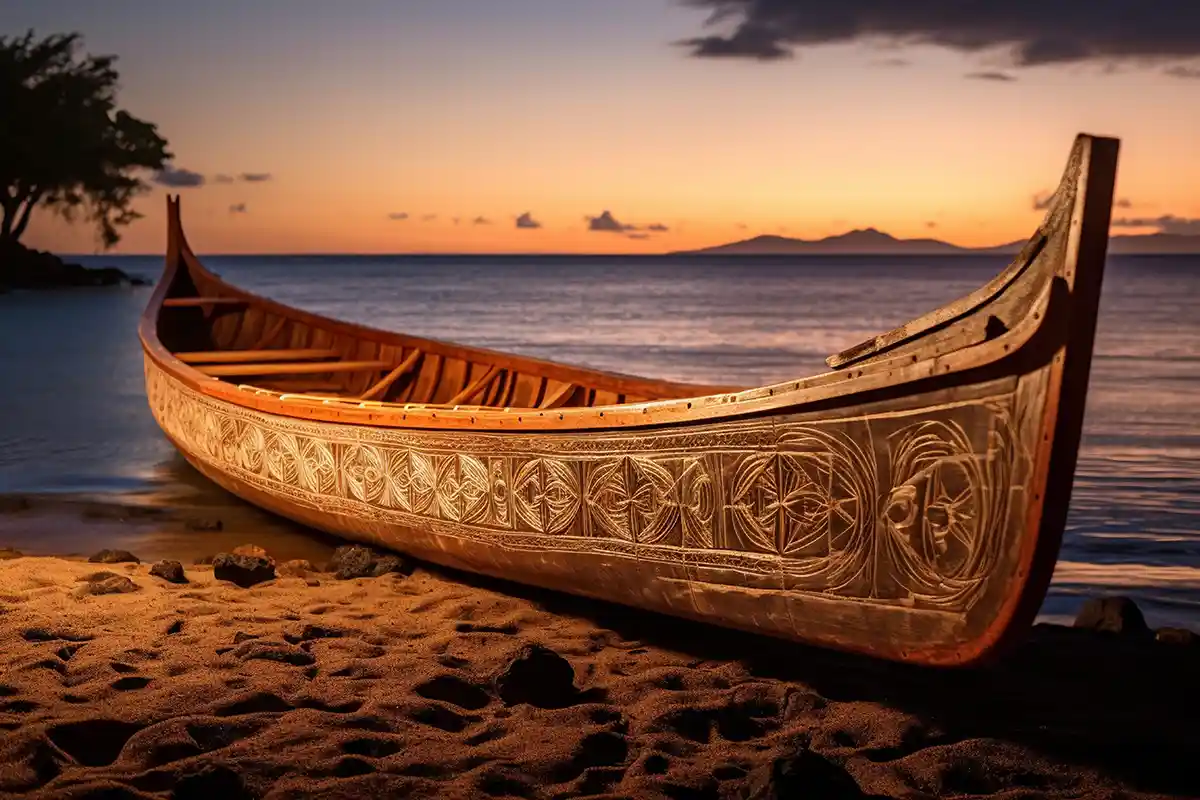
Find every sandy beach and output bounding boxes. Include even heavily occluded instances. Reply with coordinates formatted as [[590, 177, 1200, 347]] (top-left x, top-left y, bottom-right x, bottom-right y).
[[2, 511, 1198, 800]]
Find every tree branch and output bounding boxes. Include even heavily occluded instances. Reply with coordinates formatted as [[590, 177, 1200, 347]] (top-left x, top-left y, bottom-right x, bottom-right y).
[[11, 187, 41, 241]]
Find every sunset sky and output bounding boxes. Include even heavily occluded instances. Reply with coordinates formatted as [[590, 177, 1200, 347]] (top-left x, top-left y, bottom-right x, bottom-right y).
[[5, 0, 1200, 254]]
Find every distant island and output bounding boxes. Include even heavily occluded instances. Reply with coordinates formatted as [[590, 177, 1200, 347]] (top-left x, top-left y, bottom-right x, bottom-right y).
[[670, 228, 1200, 256]]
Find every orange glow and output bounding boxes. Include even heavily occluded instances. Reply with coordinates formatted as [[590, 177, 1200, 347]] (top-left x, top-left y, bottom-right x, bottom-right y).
[[12, 26, 1200, 256]]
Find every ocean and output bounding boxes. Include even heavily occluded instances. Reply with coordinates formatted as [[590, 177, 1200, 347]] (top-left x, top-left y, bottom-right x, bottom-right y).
[[0, 253, 1196, 629]]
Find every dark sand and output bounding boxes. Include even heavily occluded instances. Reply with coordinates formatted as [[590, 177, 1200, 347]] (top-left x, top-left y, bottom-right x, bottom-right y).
[[1, 506, 1198, 799]]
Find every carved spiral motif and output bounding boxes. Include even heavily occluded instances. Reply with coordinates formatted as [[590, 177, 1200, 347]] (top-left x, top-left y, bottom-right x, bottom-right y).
[[882, 420, 1008, 607], [513, 458, 580, 535], [678, 457, 716, 549], [585, 456, 678, 544], [344, 443, 387, 504], [236, 424, 267, 475]]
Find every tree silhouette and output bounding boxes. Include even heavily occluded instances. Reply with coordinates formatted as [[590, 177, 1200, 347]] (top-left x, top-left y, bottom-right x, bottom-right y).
[[0, 31, 170, 250]]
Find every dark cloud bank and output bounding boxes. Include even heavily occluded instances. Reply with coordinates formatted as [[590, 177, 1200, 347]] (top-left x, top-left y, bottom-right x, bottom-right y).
[[678, 1, 1200, 76], [153, 168, 272, 188], [587, 211, 670, 238]]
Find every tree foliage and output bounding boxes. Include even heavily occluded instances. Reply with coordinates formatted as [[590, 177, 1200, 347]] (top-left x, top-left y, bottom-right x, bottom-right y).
[[0, 31, 171, 249]]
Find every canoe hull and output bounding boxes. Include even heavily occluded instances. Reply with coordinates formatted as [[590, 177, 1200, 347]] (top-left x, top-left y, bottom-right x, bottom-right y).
[[141, 134, 1120, 666], [146, 353, 1050, 665]]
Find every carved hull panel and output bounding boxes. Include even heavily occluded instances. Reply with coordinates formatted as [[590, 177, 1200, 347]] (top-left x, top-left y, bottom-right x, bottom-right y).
[[146, 356, 1048, 663], [139, 134, 1121, 665]]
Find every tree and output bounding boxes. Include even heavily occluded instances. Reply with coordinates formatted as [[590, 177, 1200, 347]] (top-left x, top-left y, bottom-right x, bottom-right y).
[[0, 31, 171, 250]]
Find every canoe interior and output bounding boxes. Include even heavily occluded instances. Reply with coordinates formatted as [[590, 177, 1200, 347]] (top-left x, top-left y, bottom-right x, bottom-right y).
[[154, 239, 734, 410]]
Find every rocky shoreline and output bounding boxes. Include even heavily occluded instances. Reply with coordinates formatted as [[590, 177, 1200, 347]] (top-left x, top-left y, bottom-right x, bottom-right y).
[[0, 241, 147, 292], [1, 534, 1198, 799]]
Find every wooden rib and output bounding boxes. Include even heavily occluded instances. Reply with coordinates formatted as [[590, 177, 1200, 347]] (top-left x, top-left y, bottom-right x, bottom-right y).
[[539, 382, 576, 409], [359, 349, 423, 401], [163, 297, 248, 307], [250, 316, 289, 349], [197, 360, 391, 377], [415, 354, 445, 404], [176, 348, 341, 364], [447, 365, 500, 406]]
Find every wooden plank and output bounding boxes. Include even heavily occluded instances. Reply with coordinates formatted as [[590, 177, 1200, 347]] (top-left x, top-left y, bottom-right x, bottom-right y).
[[197, 360, 390, 377], [413, 354, 444, 404], [359, 349, 423, 401], [250, 316, 288, 349], [447, 365, 500, 405], [163, 297, 248, 307], [539, 382, 576, 409], [176, 348, 341, 364]]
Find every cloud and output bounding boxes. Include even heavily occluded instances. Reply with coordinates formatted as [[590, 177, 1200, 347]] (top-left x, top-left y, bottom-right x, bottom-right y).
[[516, 212, 542, 229], [1166, 65, 1200, 78], [647, 223, 670, 232], [1115, 197, 1133, 208], [153, 166, 205, 188], [587, 210, 636, 232], [926, 221, 938, 229], [387, 212, 409, 221], [213, 174, 234, 184], [229, 203, 248, 214], [239, 173, 272, 182], [874, 56, 910, 67], [627, 233, 651, 240], [966, 71, 1016, 81], [677, 2, 1200, 69], [1112, 215, 1200, 235], [472, 216, 491, 225], [421, 214, 438, 222]]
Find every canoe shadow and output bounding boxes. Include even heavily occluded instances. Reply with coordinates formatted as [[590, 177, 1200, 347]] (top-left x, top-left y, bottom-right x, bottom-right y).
[[166, 457, 1198, 797], [424, 560, 1200, 798]]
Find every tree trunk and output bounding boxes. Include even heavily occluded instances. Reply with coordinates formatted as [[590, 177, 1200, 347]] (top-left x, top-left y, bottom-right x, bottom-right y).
[[0, 198, 13, 243], [10, 192, 39, 242]]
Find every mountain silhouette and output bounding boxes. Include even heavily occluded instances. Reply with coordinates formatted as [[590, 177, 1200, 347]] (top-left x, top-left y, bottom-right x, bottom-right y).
[[671, 228, 1200, 256]]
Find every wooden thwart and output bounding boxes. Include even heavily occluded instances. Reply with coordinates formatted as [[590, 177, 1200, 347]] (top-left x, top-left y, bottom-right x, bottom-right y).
[[176, 348, 341, 364], [197, 360, 391, 377]]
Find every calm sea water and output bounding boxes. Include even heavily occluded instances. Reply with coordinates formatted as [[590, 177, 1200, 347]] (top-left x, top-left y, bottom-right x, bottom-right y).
[[0, 253, 1196, 628]]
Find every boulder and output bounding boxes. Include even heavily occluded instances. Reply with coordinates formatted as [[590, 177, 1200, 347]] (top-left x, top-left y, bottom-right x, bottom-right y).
[[1073, 596, 1151, 638], [742, 749, 866, 799], [211, 552, 275, 588], [327, 545, 413, 580], [1156, 627, 1199, 646], [149, 560, 187, 584], [74, 575, 139, 598], [495, 644, 579, 709], [88, 549, 140, 564]]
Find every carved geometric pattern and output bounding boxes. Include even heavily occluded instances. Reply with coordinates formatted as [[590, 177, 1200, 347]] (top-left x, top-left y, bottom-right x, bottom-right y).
[[143, 357, 1044, 616]]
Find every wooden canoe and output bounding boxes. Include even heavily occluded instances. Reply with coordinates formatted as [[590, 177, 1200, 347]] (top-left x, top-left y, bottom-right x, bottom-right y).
[[140, 134, 1120, 666]]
